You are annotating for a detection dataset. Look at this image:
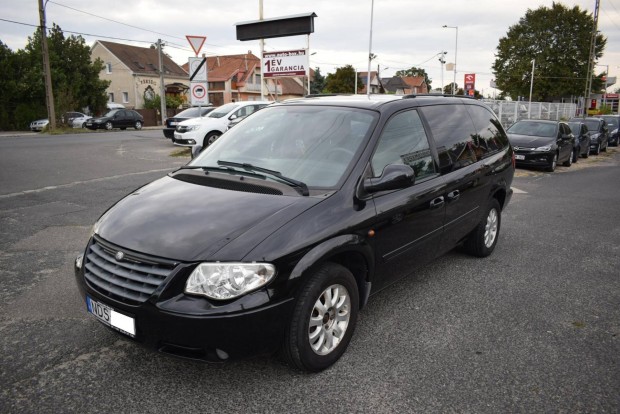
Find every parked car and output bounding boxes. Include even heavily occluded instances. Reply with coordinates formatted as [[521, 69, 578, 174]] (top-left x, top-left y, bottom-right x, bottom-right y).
[[72, 115, 93, 128], [85, 109, 144, 131], [29, 118, 49, 132], [599, 115, 619, 146], [567, 121, 591, 160], [569, 117, 609, 155], [61, 111, 89, 126], [173, 101, 270, 149], [74, 95, 514, 372], [506, 119, 575, 172], [164, 106, 214, 139]]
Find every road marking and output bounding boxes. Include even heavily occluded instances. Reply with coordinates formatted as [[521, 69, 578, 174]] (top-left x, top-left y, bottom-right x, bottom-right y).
[[0, 168, 174, 199], [512, 187, 527, 194]]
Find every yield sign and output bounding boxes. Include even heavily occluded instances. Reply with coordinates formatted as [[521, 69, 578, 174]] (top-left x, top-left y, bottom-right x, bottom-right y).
[[186, 35, 206, 56]]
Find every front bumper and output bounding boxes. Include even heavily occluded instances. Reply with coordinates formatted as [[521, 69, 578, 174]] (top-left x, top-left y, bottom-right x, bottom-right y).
[[173, 132, 196, 147], [513, 150, 554, 167], [74, 237, 295, 362]]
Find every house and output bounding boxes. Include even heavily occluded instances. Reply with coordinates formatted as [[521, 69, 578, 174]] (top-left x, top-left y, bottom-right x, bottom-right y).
[[181, 52, 309, 106], [357, 71, 383, 94], [90, 40, 190, 110], [382, 76, 429, 95]]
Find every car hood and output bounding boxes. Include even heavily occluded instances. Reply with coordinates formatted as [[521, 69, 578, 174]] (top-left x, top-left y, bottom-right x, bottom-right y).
[[89, 116, 111, 123], [507, 133, 554, 148], [178, 116, 222, 127], [95, 174, 323, 262]]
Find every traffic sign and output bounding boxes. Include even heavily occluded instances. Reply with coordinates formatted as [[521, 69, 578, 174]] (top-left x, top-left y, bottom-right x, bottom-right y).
[[186, 35, 206, 56], [189, 57, 207, 81], [190, 82, 209, 106]]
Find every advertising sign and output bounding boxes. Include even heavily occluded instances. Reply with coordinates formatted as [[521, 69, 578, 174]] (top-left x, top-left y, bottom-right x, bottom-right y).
[[262, 49, 308, 78], [464, 73, 476, 92]]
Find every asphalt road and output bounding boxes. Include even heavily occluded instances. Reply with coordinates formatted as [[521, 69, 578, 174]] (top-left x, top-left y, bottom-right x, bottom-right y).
[[0, 130, 618, 413]]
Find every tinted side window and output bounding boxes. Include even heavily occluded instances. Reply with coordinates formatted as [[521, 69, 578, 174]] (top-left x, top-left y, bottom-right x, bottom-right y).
[[371, 109, 436, 180], [420, 104, 477, 173], [466, 104, 509, 160]]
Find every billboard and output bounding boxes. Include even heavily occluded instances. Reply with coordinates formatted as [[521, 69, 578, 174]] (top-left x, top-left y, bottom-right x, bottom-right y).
[[262, 49, 308, 78]]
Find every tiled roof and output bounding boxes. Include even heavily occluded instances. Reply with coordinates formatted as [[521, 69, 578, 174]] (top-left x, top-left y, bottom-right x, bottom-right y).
[[402, 76, 426, 88], [97, 41, 187, 77]]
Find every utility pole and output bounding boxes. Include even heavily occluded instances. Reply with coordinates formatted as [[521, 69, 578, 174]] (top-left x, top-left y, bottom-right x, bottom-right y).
[[157, 39, 166, 126], [38, 0, 56, 129], [583, 0, 600, 118]]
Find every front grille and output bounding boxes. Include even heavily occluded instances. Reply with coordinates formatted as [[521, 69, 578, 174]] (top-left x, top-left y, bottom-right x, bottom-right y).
[[84, 238, 177, 303]]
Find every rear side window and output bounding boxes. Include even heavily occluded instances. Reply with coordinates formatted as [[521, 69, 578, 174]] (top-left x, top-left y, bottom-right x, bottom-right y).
[[371, 109, 436, 180], [465, 104, 509, 160], [420, 104, 477, 174]]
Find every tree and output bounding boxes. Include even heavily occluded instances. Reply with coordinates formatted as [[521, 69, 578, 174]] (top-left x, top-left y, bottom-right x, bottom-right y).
[[324, 65, 361, 94], [310, 67, 326, 94], [395, 67, 432, 91], [493, 3, 605, 101], [0, 25, 110, 130]]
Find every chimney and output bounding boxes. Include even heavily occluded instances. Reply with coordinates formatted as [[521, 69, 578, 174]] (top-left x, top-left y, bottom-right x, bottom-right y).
[[216, 56, 220, 67]]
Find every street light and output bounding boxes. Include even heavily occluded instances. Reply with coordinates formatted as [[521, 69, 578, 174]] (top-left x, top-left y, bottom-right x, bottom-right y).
[[442, 25, 458, 95]]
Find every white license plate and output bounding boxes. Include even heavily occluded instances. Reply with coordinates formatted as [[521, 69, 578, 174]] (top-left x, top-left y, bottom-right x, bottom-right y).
[[170, 121, 178, 126], [515, 154, 525, 160], [86, 295, 135, 337]]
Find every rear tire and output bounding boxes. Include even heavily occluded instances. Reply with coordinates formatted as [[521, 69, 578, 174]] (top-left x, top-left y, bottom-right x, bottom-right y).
[[135, 121, 143, 130], [546, 153, 557, 172], [464, 198, 501, 258], [283, 262, 359, 372]]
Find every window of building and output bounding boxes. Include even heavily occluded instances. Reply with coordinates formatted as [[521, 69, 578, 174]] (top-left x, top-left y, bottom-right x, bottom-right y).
[[106, 63, 112, 74], [122, 92, 129, 103], [108, 93, 114, 102]]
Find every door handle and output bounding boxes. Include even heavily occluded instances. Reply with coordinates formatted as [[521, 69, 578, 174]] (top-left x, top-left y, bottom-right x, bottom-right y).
[[447, 190, 460, 202], [430, 196, 445, 209]]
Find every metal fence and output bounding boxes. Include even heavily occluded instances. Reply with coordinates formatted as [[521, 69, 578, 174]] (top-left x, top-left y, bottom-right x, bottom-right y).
[[482, 100, 578, 128]]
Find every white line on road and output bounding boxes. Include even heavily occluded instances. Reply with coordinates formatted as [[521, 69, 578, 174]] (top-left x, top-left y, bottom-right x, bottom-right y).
[[512, 187, 527, 194], [0, 168, 174, 199]]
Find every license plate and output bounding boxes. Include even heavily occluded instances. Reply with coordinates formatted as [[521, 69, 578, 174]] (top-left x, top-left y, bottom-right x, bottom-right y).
[[86, 295, 135, 337], [515, 154, 525, 160], [170, 121, 178, 126]]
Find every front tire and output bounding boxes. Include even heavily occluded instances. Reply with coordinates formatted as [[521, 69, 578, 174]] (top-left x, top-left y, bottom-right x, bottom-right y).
[[464, 198, 501, 258], [105, 121, 113, 130], [546, 153, 557, 172], [283, 262, 359, 372], [563, 149, 573, 167], [205, 132, 221, 147]]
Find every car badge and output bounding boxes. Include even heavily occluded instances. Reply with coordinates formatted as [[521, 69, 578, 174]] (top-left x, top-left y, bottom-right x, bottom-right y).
[[115, 251, 125, 261]]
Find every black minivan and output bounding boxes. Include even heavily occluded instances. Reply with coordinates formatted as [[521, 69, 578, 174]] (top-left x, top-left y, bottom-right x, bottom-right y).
[[75, 95, 514, 372]]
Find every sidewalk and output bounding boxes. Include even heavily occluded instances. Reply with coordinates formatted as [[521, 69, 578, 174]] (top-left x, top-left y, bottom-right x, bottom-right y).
[[0, 125, 163, 138]]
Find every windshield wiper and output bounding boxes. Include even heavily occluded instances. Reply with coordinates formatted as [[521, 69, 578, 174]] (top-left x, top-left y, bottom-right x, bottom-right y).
[[217, 160, 309, 196]]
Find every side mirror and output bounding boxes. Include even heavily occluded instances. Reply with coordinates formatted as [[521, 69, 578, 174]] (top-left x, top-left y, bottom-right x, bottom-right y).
[[229, 114, 238, 120], [363, 164, 415, 194]]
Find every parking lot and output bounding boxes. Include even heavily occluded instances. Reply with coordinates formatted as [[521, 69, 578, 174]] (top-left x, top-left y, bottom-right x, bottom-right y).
[[0, 130, 618, 413]]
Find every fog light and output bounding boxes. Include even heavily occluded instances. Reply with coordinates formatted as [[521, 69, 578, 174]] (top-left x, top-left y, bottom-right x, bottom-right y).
[[215, 348, 229, 360], [75, 254, 84, 270], [188, 139, 196, 145]]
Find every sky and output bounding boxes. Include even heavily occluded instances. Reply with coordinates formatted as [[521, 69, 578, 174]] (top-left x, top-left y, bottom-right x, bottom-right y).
[[1, 0, 619, 97]]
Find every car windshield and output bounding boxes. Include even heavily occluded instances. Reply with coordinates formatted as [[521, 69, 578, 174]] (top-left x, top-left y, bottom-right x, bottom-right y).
[[507, 121, 556, 137], [582, 119, 601, 131], [177, 107, 211, 118], [189, 105, 378, 188], [567, 123, 582, 134], [103, 109, 120, 117], [602, 117, 618, 129], [207, 103, 240, 119]]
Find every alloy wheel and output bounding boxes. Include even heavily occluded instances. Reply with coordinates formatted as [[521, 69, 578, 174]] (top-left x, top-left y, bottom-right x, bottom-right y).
[[484, 208, 498, 248], [308, 284, 351, 356]]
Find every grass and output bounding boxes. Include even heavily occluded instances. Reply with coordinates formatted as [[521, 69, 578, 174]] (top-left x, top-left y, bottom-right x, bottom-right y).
[[170, 148, 191, 157]]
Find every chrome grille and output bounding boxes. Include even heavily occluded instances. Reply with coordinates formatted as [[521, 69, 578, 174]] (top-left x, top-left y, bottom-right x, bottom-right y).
[[84, 238, 176, 303]]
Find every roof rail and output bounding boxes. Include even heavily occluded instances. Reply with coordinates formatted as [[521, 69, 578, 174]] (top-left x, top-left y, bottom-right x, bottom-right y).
[[304, 93, 349, 98], [402, 94, 476, 100]]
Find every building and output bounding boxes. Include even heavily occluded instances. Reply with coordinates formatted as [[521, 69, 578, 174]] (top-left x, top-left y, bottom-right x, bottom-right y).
[[357, 71, 383, 94], [90, 41, 190, 110], [382, 76, 429, 95]]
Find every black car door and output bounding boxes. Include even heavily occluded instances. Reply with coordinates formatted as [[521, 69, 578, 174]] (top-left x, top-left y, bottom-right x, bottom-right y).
[[369, 109, 446, 290], [419, 103, 496, 254]]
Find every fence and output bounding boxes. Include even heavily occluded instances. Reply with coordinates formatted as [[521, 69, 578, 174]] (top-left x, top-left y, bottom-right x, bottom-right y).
[[482, 100, 578, 128]]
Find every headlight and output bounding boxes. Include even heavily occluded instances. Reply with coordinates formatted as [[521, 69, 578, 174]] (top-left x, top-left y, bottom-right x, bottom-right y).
[[533, 146, 552, 152], [185, 262, 276, 300], [187, 125, 201, 131], [591, 133, 600, 140]]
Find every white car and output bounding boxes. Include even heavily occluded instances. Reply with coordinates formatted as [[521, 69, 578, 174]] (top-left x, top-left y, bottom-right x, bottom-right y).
[[30, 119, 49, 131], [71, 115, 93, 128], [173, 101, 270, 149]]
